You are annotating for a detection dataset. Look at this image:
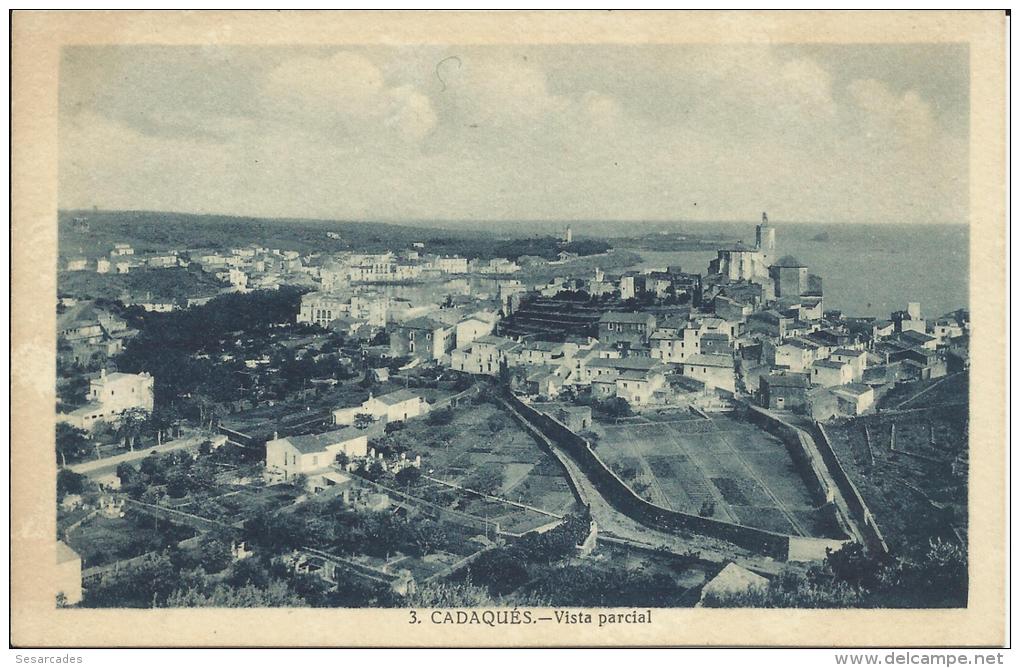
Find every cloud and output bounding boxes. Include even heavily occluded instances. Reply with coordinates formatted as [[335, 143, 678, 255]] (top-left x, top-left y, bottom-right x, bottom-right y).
[[261, 51, 437, 142], [847, 78, 936, 142], [58, 45, 967, 225]]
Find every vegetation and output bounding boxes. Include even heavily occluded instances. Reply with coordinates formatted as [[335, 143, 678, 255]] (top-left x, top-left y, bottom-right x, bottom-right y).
[[702, 540, 967, 608], [114, 287, 309, 411]]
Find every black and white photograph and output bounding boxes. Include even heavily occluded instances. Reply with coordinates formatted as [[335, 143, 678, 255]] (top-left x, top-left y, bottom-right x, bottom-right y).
[[11, 9, 1007, 650]]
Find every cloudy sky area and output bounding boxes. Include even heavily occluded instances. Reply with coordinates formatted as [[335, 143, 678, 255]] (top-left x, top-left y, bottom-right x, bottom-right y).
[[59, 44, 969, 225]]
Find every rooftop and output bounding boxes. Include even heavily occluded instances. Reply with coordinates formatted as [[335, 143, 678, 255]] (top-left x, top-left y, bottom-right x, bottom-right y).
[[831, 348, 865, 357], [275, 428, 366, 455], [832, 383, 874, 397], [684, 353, 734, 368], [814, 359, 849, 370], [763, 372, 810, 389], [374, 389, 423, 406], [587, 357, 662, 371], [401, 316, 447, 331]]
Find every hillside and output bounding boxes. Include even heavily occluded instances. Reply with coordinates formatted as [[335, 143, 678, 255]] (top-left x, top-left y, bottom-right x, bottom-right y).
[[58, 210, 611, 261]]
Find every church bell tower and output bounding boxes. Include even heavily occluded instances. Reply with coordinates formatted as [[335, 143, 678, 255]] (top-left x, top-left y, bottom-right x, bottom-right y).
[[756, 211, 776, 266]]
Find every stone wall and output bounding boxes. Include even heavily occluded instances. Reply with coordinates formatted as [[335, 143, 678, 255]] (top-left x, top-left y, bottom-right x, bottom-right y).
[[504, 392, 791, 560]]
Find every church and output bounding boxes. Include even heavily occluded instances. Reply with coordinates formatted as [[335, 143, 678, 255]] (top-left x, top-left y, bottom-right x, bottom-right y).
[[708, 212, 776, 282]]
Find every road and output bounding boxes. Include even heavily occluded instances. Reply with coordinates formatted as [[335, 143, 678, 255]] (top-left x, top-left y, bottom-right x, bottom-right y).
[[67, 429, 219, 480]]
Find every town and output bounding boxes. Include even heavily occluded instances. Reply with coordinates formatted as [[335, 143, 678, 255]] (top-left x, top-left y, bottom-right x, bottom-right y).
[[54, 211, 970, 609]]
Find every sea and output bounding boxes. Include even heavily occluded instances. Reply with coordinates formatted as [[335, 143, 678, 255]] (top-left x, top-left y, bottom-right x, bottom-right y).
[[617, 222, 969, 319]]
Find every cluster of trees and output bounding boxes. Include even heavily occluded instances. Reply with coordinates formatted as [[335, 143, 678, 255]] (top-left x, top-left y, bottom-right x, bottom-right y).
[[115, 287, 306, 408], [243, 499, 456, 560], [117, 450, 214, 501], [702, 540, 968, 608], [462, 512, 592, 595]]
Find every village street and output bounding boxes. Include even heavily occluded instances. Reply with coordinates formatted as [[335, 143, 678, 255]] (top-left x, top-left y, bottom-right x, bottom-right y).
[[67, 428, 219, 480]]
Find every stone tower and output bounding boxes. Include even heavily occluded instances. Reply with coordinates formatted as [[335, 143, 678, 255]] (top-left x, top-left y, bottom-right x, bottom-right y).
[[755, 211, 776, 266]]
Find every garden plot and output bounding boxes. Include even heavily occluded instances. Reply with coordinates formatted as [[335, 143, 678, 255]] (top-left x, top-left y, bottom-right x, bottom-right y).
[[597, 412, 836, 538]]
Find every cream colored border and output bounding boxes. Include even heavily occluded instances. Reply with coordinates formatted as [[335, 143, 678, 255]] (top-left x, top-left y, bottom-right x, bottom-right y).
[[11, 10, 1007, 648]]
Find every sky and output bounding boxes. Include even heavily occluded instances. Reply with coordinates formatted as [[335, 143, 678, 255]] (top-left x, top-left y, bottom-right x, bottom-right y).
[[58, 44, 969, 226]]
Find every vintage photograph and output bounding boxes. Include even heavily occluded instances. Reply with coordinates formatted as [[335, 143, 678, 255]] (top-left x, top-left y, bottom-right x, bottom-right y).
[[49, 38, 974, 612], [10, 9, 1006, 649]]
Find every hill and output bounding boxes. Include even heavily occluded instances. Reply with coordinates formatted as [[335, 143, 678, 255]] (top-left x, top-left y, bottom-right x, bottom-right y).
[[58, 210, 611, 261]]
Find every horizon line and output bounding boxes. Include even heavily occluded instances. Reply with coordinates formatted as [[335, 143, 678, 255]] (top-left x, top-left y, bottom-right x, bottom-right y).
[[58, 207, 971, 229]]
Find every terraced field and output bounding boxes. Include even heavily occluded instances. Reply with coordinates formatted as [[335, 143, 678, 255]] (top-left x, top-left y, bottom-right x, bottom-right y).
[[595, 412, 839, 538]]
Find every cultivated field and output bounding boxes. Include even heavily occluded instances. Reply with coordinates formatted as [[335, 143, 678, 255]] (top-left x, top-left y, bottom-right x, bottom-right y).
[[824, 392, 968, 554], [406, 401, 580, 533], [595, 412, 838, 538]]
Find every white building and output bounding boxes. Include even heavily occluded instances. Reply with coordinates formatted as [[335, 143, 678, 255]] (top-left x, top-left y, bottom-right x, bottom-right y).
[[59, 370, 154, 430], [811, 359, 853, 387], [454, 312, 498, 349], [265, 428, 369, 482], [333, 389, 430, 426], [679, 353, 736, 392], [451, 335, 521, 376], [435, 256, 469, 274], [95, 258, 111, 274]]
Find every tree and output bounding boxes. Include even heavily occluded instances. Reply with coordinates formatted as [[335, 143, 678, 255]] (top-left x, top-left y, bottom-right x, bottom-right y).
[[486, 414, 509, 434], [117, 408, 150, 452], [197, 535, 234, 574], [335, 451, 350, 469], [394, 465, 422, 488], [426, 407, 454, 426], [56, 422, 90, 466], [353, 413, 374, 429], [410, 519, 448, 556], [57, 469, 87, 500], [385, 420, 405, 434], [597, 397, 632, 418]]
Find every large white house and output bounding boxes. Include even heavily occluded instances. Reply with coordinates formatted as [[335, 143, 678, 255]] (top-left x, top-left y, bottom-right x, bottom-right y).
[[265, 428, 369, 482], [333, 389, 429, 426], [58, 369, 154, 430]]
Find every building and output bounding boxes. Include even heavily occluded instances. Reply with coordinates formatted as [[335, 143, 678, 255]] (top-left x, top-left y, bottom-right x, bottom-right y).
[[390, 316, 454, 362], [771, 339, 818, 373], [760, 372, 810, 412], [698, 562, 768, 606], [892, 302, 926, 335], [55, 541, 82, 606], [66, 258, 87, 272], [95, 258, 111, 274], [59, 370, 154, 430], [810, 359, 853, 387], [57, 301, 135, 365], [649, 326, 701, 364], [450, 334, 520, 376], [769, 256, 809, 299], [597, 312, 657, 346], [511, 340, 578, 368], [830, 383, 875, 416], [708, 213, 776, 282], [435, 256, 469, 274], [454, 312, 497, 349], [333, 389, 429, 426], [829, 348, 868, 382], [110, 243, 134, 256], [297, 291, 348, 327], [615, 368, 667, 405], [680, 353, 736, 392], [578, 356, 665, 385], [265, 428, 369, 482]]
